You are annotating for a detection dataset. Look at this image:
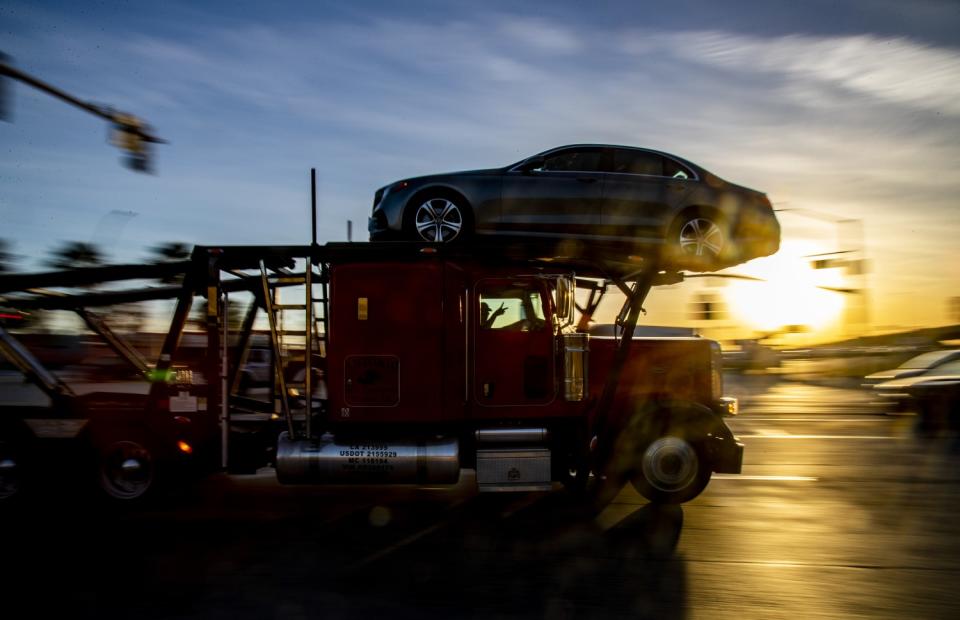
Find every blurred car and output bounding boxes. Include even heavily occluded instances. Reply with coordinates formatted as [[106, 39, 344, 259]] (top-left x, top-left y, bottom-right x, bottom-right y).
[[873, 358, 960, 433], [238, 347, 272, 393], [369, 144, 780, 270], [864, 349, 960, 385]]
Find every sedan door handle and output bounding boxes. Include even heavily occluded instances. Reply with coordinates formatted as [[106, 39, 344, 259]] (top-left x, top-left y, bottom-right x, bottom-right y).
[[576, 177, 598, 183]]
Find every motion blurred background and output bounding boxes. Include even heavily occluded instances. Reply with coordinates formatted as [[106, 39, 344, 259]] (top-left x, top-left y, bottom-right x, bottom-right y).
[[2, 0, 959, 363]]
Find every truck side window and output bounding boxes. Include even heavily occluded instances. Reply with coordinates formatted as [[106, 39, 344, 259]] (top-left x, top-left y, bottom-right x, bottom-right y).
[[479, 285, 546, 331]]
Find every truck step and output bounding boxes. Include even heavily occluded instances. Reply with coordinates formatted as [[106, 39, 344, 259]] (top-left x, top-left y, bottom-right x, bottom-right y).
[[476, 447, 552, 492]]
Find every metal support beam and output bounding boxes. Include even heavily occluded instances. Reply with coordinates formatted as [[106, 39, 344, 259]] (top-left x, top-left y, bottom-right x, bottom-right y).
[[228, 296, 261, 393], [260, 260, 295, 438], [204, 253, 222, 447], [576, 281, 607, 333], [590, 271, 656, 461], [221, 290, 230, 470], [304, 263, 313, 439], [0, 324, 75, 400], [148, 275, 194, 408], [75, 308, 150, 377], [0, 262, 189, 294]]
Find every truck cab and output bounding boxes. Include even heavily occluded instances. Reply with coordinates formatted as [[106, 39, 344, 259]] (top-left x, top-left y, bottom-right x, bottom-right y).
[[276, 256, 742, 504]]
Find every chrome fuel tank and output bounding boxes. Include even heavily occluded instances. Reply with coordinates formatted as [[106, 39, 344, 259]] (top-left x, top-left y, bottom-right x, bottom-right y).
[[276, 433, 460, 485]]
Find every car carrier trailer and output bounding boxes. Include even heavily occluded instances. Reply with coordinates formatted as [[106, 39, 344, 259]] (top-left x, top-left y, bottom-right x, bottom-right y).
[[1, 234, 742, 507]]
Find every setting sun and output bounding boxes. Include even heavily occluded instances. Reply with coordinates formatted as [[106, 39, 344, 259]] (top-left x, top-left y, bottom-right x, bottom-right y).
[[724, 241, 846, 334]]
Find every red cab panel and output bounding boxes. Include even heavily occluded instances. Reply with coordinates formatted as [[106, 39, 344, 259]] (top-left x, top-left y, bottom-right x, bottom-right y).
[[327, 261, 454, 423]]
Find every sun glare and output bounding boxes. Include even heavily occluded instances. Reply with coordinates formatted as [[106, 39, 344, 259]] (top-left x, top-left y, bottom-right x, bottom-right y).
[[725, 241, 846, 334]]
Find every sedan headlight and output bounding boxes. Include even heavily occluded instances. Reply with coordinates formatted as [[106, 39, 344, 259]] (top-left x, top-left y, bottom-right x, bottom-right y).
[[385, 180, 409, 196], [373, 181, 411, 210]]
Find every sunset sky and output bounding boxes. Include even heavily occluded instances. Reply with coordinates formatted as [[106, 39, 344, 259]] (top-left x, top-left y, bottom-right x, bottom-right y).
[[2, 0, 958, 340]]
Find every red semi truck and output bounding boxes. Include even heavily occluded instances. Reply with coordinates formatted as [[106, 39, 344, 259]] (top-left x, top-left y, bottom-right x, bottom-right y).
[[0, 242, 742, 505]]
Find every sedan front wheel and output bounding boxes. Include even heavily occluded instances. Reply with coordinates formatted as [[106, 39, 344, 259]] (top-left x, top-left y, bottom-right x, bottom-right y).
[[410, 196, 470, 243]]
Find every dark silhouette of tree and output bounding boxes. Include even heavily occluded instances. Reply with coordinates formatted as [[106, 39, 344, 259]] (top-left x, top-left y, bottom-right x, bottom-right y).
[[149, 241, 192, 284], [149, 241, 191, 262], [46, 241, 105, 270], [0, 239, 12, 274]]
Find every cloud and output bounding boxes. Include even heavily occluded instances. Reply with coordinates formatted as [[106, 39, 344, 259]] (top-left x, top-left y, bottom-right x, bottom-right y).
[[5, 7, 960, 327], [623, 30, 960, 116], [497, 16, 583, 54]]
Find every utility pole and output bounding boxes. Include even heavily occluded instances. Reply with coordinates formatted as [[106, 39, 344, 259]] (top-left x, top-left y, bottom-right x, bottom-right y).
[[0, 51, 166, 172]]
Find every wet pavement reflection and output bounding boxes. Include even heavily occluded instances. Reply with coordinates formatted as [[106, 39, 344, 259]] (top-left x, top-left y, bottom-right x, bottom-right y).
[[2, 376, 959, 619]]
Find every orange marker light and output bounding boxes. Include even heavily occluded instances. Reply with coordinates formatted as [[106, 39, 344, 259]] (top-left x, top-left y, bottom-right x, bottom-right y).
[[177, 441, 193, 455]]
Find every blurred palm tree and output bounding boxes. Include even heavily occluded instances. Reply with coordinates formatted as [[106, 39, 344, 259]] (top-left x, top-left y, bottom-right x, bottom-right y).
[[149, 241, 191, 262], [46, 241, 105, 270], [0, 239, 13, 274], [149, 241, 192, 284]]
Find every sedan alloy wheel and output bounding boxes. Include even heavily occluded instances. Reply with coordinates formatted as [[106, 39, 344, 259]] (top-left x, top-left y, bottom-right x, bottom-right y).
[[414, 198, 464, 243], [679, 217, 724, 257]]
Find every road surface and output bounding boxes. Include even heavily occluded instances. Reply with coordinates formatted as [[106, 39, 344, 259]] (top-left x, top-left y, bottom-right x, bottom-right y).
[[2, 374, 959, 619]]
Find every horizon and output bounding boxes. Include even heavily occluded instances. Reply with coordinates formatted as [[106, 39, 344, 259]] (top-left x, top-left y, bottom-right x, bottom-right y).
[[3, 0, 959, 343]]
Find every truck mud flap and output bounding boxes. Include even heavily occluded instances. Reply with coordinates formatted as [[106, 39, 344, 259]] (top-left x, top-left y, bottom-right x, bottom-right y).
[[709, 435, 743, 474]]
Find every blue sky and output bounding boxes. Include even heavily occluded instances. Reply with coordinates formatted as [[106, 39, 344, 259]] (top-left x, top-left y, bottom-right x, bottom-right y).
[[2, 0, 959, 334]]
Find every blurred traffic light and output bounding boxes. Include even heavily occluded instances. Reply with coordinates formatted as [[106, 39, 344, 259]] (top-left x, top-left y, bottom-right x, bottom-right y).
[[0, 52, 166, 173], [110, 113, 160, 172]]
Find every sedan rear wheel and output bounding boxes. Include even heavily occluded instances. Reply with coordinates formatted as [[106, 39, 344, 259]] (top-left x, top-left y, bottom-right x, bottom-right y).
[[679, 217, 725, 259], [667, 211, 728, 270], [412, 197, 467, 243]]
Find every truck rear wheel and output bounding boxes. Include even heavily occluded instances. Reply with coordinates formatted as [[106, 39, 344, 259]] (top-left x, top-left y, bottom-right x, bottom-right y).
[[0, 437, 27, 502], [95, 432, 158, 502]]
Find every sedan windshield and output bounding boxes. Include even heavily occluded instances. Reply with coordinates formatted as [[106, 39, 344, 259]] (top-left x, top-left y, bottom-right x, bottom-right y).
[[900, 350, 959, 369], [923, 358, 960, 375]]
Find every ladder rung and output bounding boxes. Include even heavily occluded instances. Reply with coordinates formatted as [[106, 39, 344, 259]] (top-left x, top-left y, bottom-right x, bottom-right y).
[[273, 304, 307, 310], [311, 298, 327, 303], [273, 277, 306, 285], [279, 330, 308, 335]]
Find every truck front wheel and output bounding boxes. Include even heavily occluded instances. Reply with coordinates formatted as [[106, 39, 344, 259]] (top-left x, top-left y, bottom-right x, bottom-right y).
[[631, 432, 711, 504]]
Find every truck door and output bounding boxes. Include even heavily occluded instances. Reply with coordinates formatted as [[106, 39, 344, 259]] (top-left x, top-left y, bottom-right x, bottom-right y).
[[473, 278, 555, 408], [327, 262, 447, 422]]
